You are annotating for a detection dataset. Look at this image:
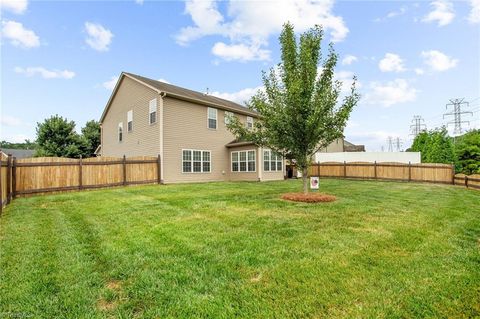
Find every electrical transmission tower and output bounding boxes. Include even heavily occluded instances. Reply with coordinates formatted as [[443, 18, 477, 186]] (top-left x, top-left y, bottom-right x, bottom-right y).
[[387, 136, 393, 152], [394, 137, 403, 152], [443, 98, 473, 135], [410, 115, 427, 137]]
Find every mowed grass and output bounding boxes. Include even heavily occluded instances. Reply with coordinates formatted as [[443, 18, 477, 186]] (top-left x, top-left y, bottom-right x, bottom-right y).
[[0, 179, 479, 318]]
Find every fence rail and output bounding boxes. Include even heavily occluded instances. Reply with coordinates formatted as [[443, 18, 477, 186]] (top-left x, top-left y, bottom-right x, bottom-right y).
[[308, 161, 479, 189], [0, 154, 162, 214]]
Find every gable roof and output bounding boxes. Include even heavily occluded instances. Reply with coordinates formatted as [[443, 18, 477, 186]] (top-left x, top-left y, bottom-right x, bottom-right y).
[[100, 72, 258, 123]]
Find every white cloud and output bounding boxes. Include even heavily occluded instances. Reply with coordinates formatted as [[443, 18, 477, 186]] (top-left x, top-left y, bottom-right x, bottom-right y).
[[1, 20, 39, 48], [84, 22, 113, 51], [421, 50, 458, 71], [374, 6, 407, 22], [14, 66, 75, 79], [414, 68, 425, 75], [422, 0, 455, 26], [378, 53, 406, 72], [1, 115, 22, 127], [468, 0, 480, 23], [334, 70, 362, 93], [157, 78, 170, 83], [364, 79, 417, 107], [176, 0, 348, 62], [210, 86, 263, 105], [0, 0, 28, 14], [2, 133, 32, 143], [212, 42, 270, 62], [103, 76, 119, 90], [341, 55, 357, 65], [135, 0, 144, 4]]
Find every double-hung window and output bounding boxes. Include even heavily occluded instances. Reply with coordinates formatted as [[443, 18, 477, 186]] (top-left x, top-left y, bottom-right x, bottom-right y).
[[224, 111, 233, 125], [149, 99, 157, 124], [208, 107, 217, 129], [118, 122, 123, 142], [127, 110, 133, 132], [263, 150, 283, 171], [246, 116, 254, 130], [231, 150, 256, 172], [182, 150, 211, 173]]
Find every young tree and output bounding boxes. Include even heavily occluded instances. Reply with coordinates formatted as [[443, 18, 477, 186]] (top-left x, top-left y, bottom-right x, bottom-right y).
[[227, 23, 359, 193], [35, 115, 82, 158], [80, 120, 101, 157], [455, 129, 480, 174], [410, 127, 456, 165]]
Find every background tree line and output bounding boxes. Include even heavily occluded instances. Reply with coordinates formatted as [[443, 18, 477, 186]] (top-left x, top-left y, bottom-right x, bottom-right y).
[[1, 115, 100, 158], [409, 127, 480, 174]]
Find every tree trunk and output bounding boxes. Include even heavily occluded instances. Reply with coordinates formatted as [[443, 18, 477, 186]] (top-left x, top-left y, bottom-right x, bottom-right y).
[[302, 167, 308, 194]]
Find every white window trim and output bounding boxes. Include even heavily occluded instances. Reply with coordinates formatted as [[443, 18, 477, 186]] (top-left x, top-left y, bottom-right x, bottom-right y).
[[127, 110, 133, 132], [181, 149, 212, 174], [224, 111, 234, 125], [149, 98, 157, 125], [246, 116, 254, 130], [263, 149, 283, 172], [231, 149, 256, 173], [207, 107, 217, 130]]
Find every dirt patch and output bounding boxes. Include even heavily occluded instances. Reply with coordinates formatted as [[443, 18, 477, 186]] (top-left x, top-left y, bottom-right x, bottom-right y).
[[106, 280, 122, 291], [281, 193, 336, 203], [250, 273, 263, 283], [97, 298, 117, 312]]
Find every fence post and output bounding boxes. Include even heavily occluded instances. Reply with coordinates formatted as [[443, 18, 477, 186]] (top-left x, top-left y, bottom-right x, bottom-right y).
[[451, 164, 455, 185], [79, 155, 83, 190], [12, 157, 17, 198], [6, 154, 12, 204], [465, 175, 468, 188], [374, 161, 377, 180], [343, 161, 347, 178], [157, 154, 161, 184], [317, 162, 320, 177], [122, 155, 127, 186], [408, 161, 411, 182]]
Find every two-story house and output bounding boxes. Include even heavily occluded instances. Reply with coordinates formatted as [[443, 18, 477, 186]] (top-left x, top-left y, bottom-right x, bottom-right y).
[[98, 72, 284, 184]]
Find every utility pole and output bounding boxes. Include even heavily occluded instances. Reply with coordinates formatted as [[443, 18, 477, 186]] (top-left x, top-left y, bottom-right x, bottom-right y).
[[443, 98, 473, 135], [394, 137, 403, 152], [387, 136, 393, 152], [410, 115, 427, 137]]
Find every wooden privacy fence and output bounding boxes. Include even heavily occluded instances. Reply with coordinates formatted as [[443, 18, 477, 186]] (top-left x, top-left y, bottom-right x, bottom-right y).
[[308, 161, 479, 188], [0, 154, 162, 214]]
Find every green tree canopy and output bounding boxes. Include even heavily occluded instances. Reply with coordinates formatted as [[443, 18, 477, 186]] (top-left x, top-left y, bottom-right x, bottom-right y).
[[80, 120, 101, 157], [455, 129, 480, 174], [227, 23, 360, 193], [411, 127, 456, 165]]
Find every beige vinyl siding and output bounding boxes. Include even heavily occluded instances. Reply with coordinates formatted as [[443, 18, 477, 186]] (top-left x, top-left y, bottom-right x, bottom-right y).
[[260, 147, 285, 181], [227, 145, 259, 182], [101, 76, 160, 157], [317, 138, 345, 153], [162, 97, 250, 184]]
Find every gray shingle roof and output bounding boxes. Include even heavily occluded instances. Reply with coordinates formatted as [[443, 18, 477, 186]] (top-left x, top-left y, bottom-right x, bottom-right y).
[[124, 72, 258, 117]]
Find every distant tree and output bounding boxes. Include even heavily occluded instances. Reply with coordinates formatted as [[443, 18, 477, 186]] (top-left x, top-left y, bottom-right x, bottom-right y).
[[80, 120, 101, 157], [35, 115, 82, 158], [455, 129, 480, 174], [411, 127, 456, 165], [227, 23, 360, 193], [0, 139, 37, 150]]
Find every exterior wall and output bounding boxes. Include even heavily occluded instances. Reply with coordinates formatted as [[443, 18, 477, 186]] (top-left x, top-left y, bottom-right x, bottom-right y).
[[317, 138, 345, 153], [101, 76, 160, 157], [315, 152, 422, 164], [227, 145, 260, 182], [259, 147, 285, 181], [162, 97, 250, 183]]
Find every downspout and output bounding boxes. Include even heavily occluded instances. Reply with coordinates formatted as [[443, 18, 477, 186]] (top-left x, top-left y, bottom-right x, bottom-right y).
[[159, 92, 166, 183]]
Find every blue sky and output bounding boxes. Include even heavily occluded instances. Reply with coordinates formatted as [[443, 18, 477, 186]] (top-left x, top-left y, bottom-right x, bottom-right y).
[[1, 0, 479, 151]]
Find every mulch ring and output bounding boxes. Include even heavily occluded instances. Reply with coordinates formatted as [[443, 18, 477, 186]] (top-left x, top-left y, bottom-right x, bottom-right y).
[[281, 192, 337, 203]]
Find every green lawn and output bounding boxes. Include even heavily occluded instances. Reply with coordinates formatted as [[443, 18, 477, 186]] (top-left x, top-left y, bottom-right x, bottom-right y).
[[0, 179, 479, 318]]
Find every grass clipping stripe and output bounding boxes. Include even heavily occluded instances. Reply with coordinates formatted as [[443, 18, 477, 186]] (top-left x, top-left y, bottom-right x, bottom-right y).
[[281, 193, 336, 203]]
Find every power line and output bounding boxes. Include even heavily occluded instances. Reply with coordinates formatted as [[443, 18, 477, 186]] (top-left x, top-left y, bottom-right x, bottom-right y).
[[443, 98, 473, 135], [409, 115, 427, 137]]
